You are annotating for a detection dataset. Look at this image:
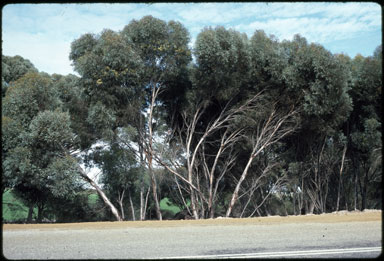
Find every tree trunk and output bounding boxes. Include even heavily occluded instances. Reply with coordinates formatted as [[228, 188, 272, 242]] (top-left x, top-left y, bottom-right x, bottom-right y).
[[118, 200, 125, 221], [361, 171, 368, 210], [27, 204, 34, 223], [190, 190, 199, 220], [308, 201, 315, 214], [336, 177, 342, 212], [128, 189, 136, 221], [78, 165, 122, 221], [226, 153, 255, 217], [37, 203, 44, 223], [144, 185, 150, 219], [149, 169, 162, 220], [354, 170, 358, 210], [146, 82, 163, 221], [336, 144, 347, 211], [226, 107, 297, 217], [140, 186, 145, 221], [117, 190, 125, 221]]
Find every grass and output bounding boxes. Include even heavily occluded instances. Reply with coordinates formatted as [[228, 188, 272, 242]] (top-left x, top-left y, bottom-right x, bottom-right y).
[[160, 197, 181, 216], [3, 189, 182, 222], [87, 192, 99, 205], [2, 189, 37, 222], [2, 189, 101, 222]]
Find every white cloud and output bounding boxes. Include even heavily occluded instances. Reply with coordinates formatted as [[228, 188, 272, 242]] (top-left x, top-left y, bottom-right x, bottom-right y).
[[2, 3, 170, 75], [2, 2, 381, 75], [233, 3, 381, 46], [177, 3, 243, 25]]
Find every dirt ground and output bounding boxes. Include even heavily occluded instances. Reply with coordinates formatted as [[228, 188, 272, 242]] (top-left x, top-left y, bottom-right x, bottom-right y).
[[3, 209, 381, 231]]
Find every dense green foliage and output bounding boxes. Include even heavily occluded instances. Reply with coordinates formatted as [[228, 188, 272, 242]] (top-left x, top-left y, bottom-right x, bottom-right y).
[[2, 16, 381, 222]]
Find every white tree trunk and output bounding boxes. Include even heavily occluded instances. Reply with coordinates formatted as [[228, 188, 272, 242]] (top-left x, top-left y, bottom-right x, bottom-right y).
[[77, 165, 122, 221]]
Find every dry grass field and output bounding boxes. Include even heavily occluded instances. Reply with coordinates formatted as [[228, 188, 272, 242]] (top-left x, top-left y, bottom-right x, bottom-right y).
[[3, 209, 381, 231]]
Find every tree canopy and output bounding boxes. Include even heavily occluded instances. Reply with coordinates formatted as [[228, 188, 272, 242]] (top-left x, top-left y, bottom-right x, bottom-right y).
[[2, 16, 381, 223]]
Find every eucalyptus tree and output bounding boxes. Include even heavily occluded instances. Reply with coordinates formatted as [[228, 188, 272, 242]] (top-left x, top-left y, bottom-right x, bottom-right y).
[[51, 73, 95, 150], [2, 72, 82, 221], [2, 55, 38, 96], [69, 29, 143, 221], [192, 26, 251, 102], [70, 16, 192, 220], [190, 28, 300, 217], [157, 27, 300, 219], [346, 46, 382, 210], [122, 16, 193, 220], [271, 35, 353, 214]]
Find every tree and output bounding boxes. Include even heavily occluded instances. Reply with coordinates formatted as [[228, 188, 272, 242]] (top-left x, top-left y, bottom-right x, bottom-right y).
[[69, 28, 145, 221], [225, 104, 298, 217], [70, 16, 192, 220], [2, 55, 38, 96], [273, 35, 353, 214], [3, 19, 381, 222], [91, 140, 143, 221], [122, 16, 192, 220], [2, 70, 118, 222], [2, 72, 83, 221], [192, 26, 251, 102], [340, 46, 382, 210]]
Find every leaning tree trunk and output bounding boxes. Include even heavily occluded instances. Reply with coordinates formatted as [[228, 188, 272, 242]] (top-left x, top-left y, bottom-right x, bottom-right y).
[[77, 165, 122, 221], [336, 144, 347, 211], [226, 153, 255, 217], [128, 189, 136, 221]]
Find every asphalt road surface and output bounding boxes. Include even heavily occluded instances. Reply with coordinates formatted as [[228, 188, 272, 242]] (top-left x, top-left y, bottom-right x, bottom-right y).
[[2, 212, 382, 259]]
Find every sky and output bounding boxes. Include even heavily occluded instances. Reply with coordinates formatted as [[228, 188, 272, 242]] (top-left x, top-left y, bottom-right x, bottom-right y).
[[2, 2, 382, 76]]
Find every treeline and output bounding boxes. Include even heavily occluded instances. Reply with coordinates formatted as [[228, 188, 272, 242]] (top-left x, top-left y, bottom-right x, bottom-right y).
[[2, 16, 381, 222]]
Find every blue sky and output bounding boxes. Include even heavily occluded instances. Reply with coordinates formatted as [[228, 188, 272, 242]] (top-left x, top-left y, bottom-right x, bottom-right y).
[[2, 2, 382, 75]]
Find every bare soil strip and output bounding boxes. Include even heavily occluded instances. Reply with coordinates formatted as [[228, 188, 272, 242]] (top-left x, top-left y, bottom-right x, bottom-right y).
[[3, 210, 381, 231]]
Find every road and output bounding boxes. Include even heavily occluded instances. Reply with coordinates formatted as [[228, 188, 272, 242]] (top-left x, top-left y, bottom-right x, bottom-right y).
[[2, 211, 382, 259]]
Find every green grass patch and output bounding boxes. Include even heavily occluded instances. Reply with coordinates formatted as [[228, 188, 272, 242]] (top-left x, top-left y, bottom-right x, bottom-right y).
[[3, 189, 100, 222], [2, 189, 37, 222], [160, 197, 181, 215], [87, 192, 99, 205]]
